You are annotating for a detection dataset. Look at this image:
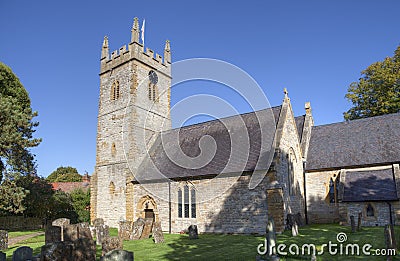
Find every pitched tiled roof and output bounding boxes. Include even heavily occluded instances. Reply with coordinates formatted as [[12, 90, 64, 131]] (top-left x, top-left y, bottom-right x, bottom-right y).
[[306, 113, 400, 171], [51, 182, 90, 193], [135, 107, 281, 182], [342, 168, 398, 202], [295, 115, 305, 141]]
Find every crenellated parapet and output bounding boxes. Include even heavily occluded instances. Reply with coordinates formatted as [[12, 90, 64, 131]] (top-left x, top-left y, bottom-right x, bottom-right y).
[[100, 18, 171, 76]]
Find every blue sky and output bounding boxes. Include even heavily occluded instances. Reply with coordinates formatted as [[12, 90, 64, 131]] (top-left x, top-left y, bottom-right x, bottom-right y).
[[1, 1, 399, 177]]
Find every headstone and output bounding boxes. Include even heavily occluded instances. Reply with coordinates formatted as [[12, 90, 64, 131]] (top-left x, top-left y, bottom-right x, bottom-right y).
[[45, 226, 62, 244], [311, 254, 317, 261], [12, 246, 33, 261], [291, 221, 299, 237], [96, 225, 110, 246], [89, 226, 96, 239], [266, 217, 279, 260], [350, 215, 356, 233], [140, 219, 153, 239], [286, 214, 295, 230], [100, 250, 134, 261], [384, 225, 394, 261], [188, 225, 199, 240], [390, 224, 397, 249], [357, 212, 362, 231], [52, 218, 70, 241], [63, 223, 92, 243], [152, 221, 164, 243], [294, 213, 304, 227], [41, 241, 73, 261], [72, 238, 96, 261], [93, 218, 104, 227], [0, 230, 8, 250], [0, 251, 5, 261], [131, 218, 145, 240], [118, 220, 133, 240], [101, 237, 123, 257]]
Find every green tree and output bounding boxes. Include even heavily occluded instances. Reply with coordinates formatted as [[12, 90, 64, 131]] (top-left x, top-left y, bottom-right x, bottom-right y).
[[344, 45, 400, 120], [47, 166, 82, 182], [0, 173, 28, 215], [70, 188, 90, 223], [0, 62, 41, 180]]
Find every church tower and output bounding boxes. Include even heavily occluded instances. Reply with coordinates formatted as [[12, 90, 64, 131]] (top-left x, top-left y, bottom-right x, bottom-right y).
[[91, 18, 171, 226]]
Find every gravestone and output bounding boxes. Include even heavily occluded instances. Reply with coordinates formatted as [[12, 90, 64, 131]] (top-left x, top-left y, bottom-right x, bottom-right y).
[[131, 218, 145, 240], [118, 220, 133, 240], [52, 218, 70, 241], [72, 238, 96, 261], [64, 223, 92, 243], [140, 219, 153, 239], [152, 221, 164, 243], [350, 215, 356, 233], [291, 221, 299, 237], [93, 218, 104, 227], [266, 217, 279, 260], [0, 230, 8, 250], [100, 250, 134, 261], [384, 225, 394, 261], [45, 226, 62, 244], [101, 237, 123, 257], [89, 226, 96, 239], [0, 251, 5, 261], [357, 212, 362, 231], [12, 246, 33, 261], [295, 213, 304, 227], [41, 241, 73, 261], [286, 214, 295, 230], [188, 225, 199, 240], [96, 225, 109, 246]]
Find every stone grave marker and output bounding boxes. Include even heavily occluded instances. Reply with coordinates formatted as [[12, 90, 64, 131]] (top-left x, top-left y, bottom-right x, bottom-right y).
[[131, 218, 145, 240], [93, 218, 104, 227], [45, 226, 61, 244], [266, 217, 279, 260], [63, 224, 79, 242], [41, 241, 73, 261], [357, 212, 362, 231], [101, 237, 123, 257], [152, 221, 164, 243], [140, 219, 153, 239], [350, 215, 356, 233], [89, 226, 96, 239], [96, 224, 109, 246], [77, 222, 93, 240], [291, 221, 299, 237], [100, 249, 134, 261], [52, 218, 70, 241], [118, 220, 133, 240], [188, 225, 199, 240], [0, 230, 8, 250], [12, 246, 33, 261], [295, 212, 304, 226], [286, 214, 295, 230], [72, 238, 96, 261], [0, 251, 5, 261]]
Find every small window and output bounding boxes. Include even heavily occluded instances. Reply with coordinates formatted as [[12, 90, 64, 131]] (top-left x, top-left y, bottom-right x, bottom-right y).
[[148, 83, 157, 102], [109, 181, 115, 195], [111, 81, 120, 100], [288, 148, 296, 195], [366, 203, 375, 217]]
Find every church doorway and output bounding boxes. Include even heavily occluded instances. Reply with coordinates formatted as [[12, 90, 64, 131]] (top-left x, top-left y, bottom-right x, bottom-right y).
[[136, 195, 158, 222]]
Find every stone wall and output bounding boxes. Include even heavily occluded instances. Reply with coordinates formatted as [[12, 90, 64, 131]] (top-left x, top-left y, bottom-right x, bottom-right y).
[[0, 217, 44, 231], [305, 170, 340, 224], [340, 202, 393, 226]]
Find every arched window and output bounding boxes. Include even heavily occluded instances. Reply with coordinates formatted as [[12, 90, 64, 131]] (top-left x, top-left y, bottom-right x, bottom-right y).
[[287, 148, 296, 195], [177, 188, 182, 218], [329, 175, 340, 203], [177, 184, 196, 219], [111, 81, 120, 100], [366, 203, 375, 217], [109, 181, 115, 195], [184, 185, 190, 218], [191, 188, 196, 218]]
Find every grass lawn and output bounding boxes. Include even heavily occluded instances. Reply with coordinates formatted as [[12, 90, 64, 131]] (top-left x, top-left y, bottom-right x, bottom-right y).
[[2, 225, 399, 260]]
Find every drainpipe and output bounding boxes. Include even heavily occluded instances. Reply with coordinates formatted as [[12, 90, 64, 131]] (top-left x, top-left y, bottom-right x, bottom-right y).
[[168, 180, 172, 234], [303, 158, 308, 225], [387, 202, 393, 225]]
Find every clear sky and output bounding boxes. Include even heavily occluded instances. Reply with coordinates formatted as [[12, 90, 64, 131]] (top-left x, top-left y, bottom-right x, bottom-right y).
[[1, 1, 399, 177]]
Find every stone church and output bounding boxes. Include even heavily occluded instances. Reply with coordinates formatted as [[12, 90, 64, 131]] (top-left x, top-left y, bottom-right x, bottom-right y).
[[90, 18, 400, 234]]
